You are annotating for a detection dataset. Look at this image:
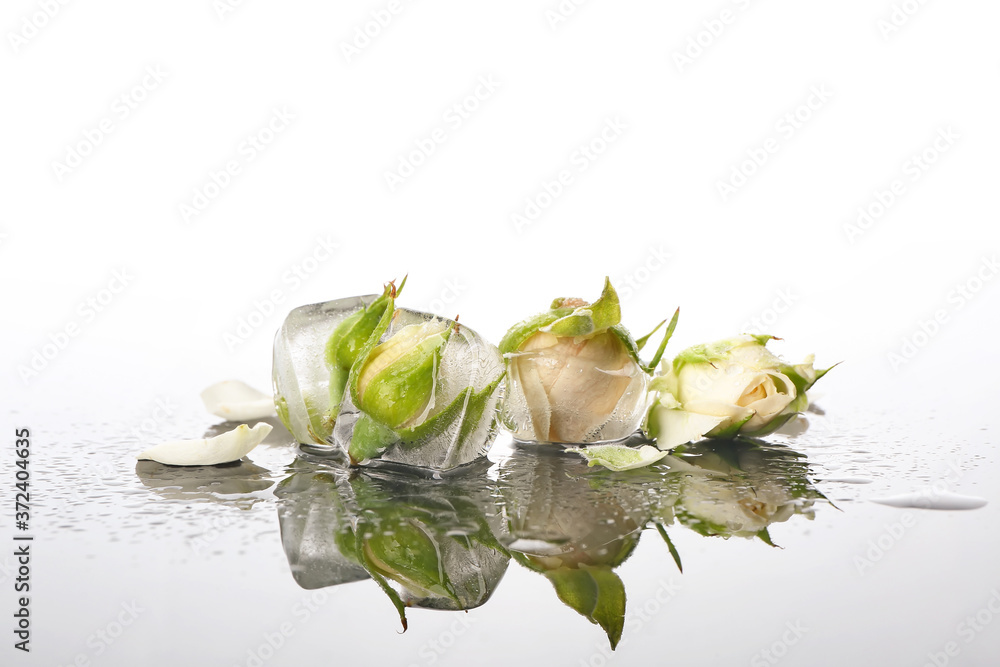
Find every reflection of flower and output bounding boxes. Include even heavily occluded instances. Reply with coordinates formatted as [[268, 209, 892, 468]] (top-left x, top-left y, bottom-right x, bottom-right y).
[[274, 461, 509, 630], [497, 449, 653, 649], [648, 335, 831, 449], [661, 440, 824, 544]]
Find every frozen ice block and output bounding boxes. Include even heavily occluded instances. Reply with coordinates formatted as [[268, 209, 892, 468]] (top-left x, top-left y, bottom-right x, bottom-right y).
[[273, 293, 505, 472]]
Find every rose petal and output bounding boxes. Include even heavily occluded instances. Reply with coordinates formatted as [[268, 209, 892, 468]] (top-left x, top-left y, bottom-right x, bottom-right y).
[[201, 380, 276, 421], [136, 423, 272, 466], [650, 407, 726, 450]]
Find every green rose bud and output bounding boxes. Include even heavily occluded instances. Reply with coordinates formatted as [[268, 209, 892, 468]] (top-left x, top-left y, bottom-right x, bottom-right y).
[[354, 319, 452, 429], [323, 277, 406, 421], [647, 335, 834, 449]]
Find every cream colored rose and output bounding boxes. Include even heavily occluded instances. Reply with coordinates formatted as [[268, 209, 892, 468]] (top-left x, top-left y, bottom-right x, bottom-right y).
[[508, 330, 647, 443], [648, 335, 827, 449]]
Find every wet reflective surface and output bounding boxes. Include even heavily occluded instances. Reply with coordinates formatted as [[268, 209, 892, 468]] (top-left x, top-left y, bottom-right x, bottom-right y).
[[9, 364, 1000, 667]]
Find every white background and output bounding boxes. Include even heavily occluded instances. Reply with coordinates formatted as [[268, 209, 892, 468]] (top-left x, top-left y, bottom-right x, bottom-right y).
[[2, 3, 1000, 666], [3, 0, 999, 409]]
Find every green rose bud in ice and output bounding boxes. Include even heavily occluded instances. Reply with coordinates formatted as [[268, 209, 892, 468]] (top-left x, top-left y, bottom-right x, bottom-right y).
[[324, 278, 406, 414], [647, 335, 832, 449], [354, 319, 452, 430]]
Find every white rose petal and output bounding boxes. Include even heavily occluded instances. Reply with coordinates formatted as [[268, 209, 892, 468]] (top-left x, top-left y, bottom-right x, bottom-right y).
[[201, 380, 276, 421], [136, 423, 272, 466], [650, 407, 726, 450]]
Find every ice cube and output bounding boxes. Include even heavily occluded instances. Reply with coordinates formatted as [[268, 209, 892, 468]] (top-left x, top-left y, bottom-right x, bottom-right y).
[[272, 294, 377, 446], [273, 299, 505, 472]]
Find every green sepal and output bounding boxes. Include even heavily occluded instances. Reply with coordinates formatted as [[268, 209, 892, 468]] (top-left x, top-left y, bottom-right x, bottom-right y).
[[543, 277, 622, 337], [756, 527, 780, 548], [708, 410, 756, 440], [739, 411, 799, 438], [608, 324, 643, 368], [274, 396, 291, 433], [362, 520, 459, 604], [347, 300, 397, 411], [640, 307, 679, 374], [356, 529, 410, 632], [586, 566, 626, 650], [672, 334, 777, 374], [654, 523, 683, 573], [545, 566, 625, 650], [349, 413, 400, 464], [328, 364, 350, 418], [498, 309, 570, 356], [396, 373, 505, 449], [634, 319, 665, 352]]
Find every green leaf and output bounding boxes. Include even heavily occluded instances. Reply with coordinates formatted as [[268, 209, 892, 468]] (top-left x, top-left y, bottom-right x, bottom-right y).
[[654, 523, 683, 573]]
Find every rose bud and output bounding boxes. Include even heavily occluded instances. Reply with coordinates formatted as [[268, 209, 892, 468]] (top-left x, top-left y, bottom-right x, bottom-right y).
[[499, 278, 677, 444]]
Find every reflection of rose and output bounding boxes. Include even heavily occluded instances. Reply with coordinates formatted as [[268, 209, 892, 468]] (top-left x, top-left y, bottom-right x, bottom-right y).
[[508, 330, 646, 443], [648, 335, 828, 449], [677, 475, 799, 538], [664, 441, 821, 541]]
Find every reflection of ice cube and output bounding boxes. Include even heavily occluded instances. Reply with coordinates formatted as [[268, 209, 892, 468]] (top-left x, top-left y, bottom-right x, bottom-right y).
[[334, 308, 504, 472], [273, 295, 377, 446], [274, 468, 370, 589], [276, 459, 509, 613], [501, 332, 649, 445]]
